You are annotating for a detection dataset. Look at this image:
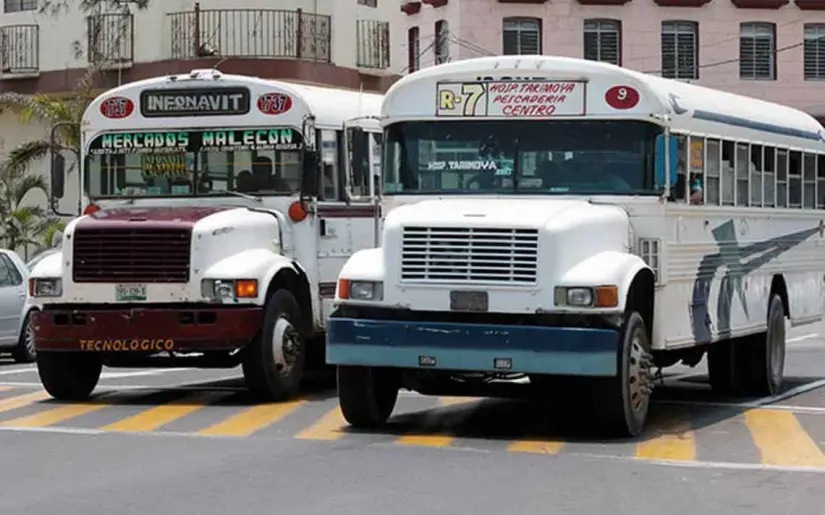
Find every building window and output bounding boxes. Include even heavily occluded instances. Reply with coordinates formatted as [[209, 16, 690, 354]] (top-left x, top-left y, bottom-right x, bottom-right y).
[[435, 20, 449, 64], [661, 21, 698, 80], [357, 0, 378, 6], [4, 0, 36, 12], [502, 17, 541, 55], [407, 26, 419, 73], [740, 22, 775, 80], [804, 24, 825, 80], [584, 19, 621, 66]]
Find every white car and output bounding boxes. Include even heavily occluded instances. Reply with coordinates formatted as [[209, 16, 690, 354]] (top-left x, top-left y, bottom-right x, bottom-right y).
[[0, 248, 38, 363]]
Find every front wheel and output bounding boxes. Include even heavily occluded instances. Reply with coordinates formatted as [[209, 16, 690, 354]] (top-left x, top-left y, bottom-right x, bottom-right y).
[[337, 365, 399, 429], [242, 289, 307, 402], [36, 352, 102, 401], [11, 313, 36, 364], [592, 311, 654, 438]]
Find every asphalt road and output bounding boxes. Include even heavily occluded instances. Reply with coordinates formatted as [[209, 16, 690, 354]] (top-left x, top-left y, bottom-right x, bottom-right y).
[[0, 323, 824, 515]]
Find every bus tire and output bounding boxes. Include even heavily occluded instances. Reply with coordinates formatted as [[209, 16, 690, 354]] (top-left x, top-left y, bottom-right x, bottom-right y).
[[337, 365, 399, 429], [242, 289, 307, 402], [36, 352, 102, 401], [592, 311, 653, 437], [743, 293, 786, 397]]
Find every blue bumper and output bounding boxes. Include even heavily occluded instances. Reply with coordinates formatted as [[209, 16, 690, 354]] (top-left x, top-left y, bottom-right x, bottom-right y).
[[326, 318, 619, 377]]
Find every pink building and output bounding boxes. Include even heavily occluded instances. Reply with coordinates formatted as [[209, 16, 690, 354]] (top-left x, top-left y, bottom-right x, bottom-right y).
[[398, 0, 825, 122]]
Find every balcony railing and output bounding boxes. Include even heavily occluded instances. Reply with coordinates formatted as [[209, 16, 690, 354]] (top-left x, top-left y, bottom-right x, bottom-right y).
[[87, 13, 134, 68], [168, 5, 331, 63], [0, 24, 38, 75], [356, 20, 390, 69]]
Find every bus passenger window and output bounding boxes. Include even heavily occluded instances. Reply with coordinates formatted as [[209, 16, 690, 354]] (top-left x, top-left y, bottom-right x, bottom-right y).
[[750, 144, 763, 207], [721, 140, 734, 206], [818, 154, 825, 209], [671, 134, 688, 202], [788, 151, 802, 208], [764, 147, 776, 206], [803, 152, 816, 209], [776, 149, 788, 207], [705, 139, 721, 205], [735, 142, 749, 206]]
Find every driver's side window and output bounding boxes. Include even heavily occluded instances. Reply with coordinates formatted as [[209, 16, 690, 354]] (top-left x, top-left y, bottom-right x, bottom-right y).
[[0, 256, 19, 287]]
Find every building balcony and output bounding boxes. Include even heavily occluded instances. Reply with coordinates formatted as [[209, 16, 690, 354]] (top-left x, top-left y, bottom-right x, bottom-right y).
[[0, 24, 38, 78], [422, 0, 448, 6], [356, 20, 390, 72], [796, 0, 825, 7], [167, 4, 331, 63], [87, 13, 134, 70], [400, 0, 422, 14]]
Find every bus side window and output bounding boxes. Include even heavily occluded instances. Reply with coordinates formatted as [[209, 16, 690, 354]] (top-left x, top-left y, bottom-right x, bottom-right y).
[[803, 152, 816, 209], [750, 144, 763, 207], [721, 140, 734, 206], [320, 129, 339, 201], [818, 154, 825, 209], [347, 127, 370, 198], [735, 142, 749, 206], [776, 149, 788, 207], [705, 138, 721, 205], [671, 134, 688, 202], [764, 147, 776, 207], [788, 150, 802, 208]]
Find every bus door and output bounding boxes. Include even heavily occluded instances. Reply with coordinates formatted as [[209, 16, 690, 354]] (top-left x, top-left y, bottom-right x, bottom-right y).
[[314, 122, 382, 321]]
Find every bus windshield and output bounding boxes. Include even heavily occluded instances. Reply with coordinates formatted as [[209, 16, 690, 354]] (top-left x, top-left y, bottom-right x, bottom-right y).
[[84, 127, 303, 198], [382, 120, 662, 195]]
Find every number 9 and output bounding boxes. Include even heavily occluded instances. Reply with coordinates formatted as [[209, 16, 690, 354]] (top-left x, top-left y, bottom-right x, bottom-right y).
[[617, 88, 627, 100]]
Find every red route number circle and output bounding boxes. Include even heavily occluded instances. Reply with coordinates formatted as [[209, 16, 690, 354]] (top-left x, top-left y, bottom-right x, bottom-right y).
[[605, 85, 639, 110]]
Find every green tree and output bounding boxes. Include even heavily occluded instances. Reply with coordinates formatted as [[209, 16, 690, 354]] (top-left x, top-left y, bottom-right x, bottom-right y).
[[0, 0, 151, 255]]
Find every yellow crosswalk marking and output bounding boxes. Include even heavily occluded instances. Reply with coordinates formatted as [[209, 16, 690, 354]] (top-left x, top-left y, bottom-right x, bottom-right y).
[[396, 396, 479, 447], [744, 409, 825, 467], [101, 392, 230, 433], [295, 406, 349, 440], [0, 401, 110, 428], [198, 399, 306, 437], [0, 391, 50, 414], [635, 407, 696, 461]]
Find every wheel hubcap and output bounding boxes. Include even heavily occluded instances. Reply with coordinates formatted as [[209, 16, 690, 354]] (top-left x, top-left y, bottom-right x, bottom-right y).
[[628, 331, 654, 415], [25, 320, 35, 354], [271, 316, 300, 375], [769, 312, 784, 387]]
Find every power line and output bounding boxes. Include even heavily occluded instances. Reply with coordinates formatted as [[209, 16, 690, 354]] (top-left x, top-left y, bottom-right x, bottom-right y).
[[625, 17, 808, 67]]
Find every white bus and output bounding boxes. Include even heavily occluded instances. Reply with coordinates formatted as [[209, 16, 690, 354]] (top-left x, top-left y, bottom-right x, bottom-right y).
[[28, 68, 384, 402], [326, 55, 825, 437]]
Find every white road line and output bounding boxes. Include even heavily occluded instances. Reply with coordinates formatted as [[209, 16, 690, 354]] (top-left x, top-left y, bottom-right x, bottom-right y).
[[580, 452, 825, 474], [99, 368, 192, 379], [0, 367, 36, 376], [788, 333, 820, 343]]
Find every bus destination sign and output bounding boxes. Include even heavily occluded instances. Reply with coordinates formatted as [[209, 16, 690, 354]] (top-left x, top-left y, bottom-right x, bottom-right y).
[[139, 87, 251, 117], [89, 128, 302, 155]]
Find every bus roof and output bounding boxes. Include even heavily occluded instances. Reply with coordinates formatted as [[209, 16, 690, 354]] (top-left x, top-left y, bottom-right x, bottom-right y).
[[83, 68, 384, 134], [382, 55, 825, 145]]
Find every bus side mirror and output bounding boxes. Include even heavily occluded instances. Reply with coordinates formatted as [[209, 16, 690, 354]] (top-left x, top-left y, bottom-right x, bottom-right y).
[[50, 152, 65, 200], [350, 126, 368, 181], [300, 149, 321, 198], [654, 134, 679, 188]]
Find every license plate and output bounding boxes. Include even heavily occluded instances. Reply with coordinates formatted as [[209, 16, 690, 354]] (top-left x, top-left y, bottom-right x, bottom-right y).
[[115, 283, 147, 301], [449, 290, 488, 312]]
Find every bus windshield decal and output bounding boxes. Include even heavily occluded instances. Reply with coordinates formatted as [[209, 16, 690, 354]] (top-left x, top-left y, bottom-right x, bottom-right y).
[[436, 80, 586, 118], [139, 87, 251, 117]]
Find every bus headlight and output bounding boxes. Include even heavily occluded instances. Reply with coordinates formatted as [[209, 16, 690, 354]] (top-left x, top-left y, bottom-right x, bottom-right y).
[[30, 278, 62, 297], [202, 279, 258, 301], [338, 279, 383, 301], [554, 286, 618, 308]]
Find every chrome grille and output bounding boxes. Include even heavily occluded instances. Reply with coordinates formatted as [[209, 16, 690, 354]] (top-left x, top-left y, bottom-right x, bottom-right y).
[[401, 226, 539, 284]]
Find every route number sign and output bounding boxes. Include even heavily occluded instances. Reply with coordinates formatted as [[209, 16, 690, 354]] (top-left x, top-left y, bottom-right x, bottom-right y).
[[436, 80, 586, 118]]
